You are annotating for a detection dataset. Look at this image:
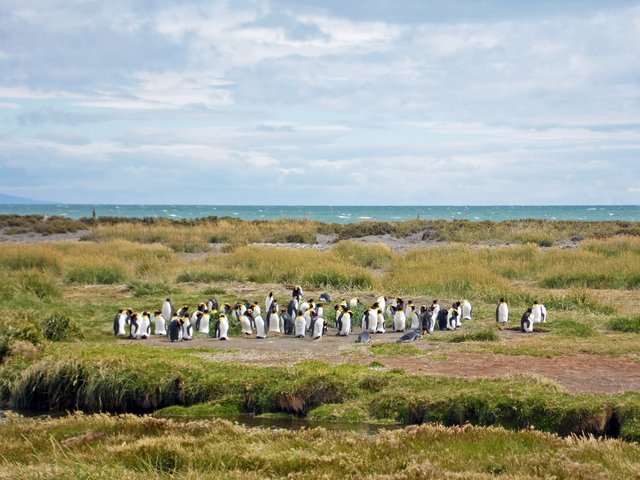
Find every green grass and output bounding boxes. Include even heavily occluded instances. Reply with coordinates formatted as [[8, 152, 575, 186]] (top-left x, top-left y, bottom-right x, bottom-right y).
[[447, 330, 500, 343], [0, 414, 639, 479], [608, 316, 640, 333]]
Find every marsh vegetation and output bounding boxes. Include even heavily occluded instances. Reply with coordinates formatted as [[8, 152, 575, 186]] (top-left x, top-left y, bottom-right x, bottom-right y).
[[1, 217, 639, 477]]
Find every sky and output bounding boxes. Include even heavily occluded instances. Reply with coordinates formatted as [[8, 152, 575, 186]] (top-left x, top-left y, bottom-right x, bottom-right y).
[[1, 0, 639, 205]]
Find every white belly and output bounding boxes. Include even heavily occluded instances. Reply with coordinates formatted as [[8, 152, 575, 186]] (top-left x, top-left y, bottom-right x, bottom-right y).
[[410, 312, 420, 330], [240, 316, 252, 335], [182, 320, 192, 340], [153, 316, 166, 335], [366, 312, 377, 332], [268, 313, 281, 333], [462, 302, 472, 320], [255, 316, 266, 338], [376, 314, 385, 333], [294, 317, 306, 337], [217, 321, 229, 339], [138, 318, 150, 339], [117, 314, 127, 336], [498, 304, 509, 323], [199, 315, 210, 334], [312, 318, 324, 339], [162, 303, 172, 323], [394, 312, 406, 331], [532, 306, 542, 323], [340, 314, 351, 336], [447, 312, 457, 330]]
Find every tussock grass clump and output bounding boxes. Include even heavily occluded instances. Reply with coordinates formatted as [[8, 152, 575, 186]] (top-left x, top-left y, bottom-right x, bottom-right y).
[[16, 270, 60, 299], [176, 270, 239, 283], [332, 241, 393, 269], [0, 244, 62, 272], [608, 316, 640, 333], [40, 314, 81, 342], [65, 264, 125, 285]]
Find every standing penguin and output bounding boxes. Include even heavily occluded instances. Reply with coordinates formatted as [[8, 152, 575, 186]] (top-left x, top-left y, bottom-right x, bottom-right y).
[[113, 308, 129, 337], [310, 311, 325, 340], [303, 307, 315, 332], [496, 298, 509, 324], [540, 304, 547, 323], [334, 304, 347, 334], [161, 298, 174, 327], [294, 310, 306, 338], [249, 309, 267, 339], [421, 306, 435, 334], [282, 309, 294, 335], [437, 308, 448, 330], [454, 301, 463, 328], [138, 312, 151, 339], [532, 301, 542, 324], [168, 314, 181, 342], [446, 307, 458, 331], [408, 304, 420, 330], [151, 310, 166, 336], [129, 312, 140, 339], [461, 300, 472, 321], [198, 310, 211, 335], [191, 311, 203, 332], [375, 308, 386, 334], [364, 306, 378, 333], [338, 310, 352, 336], [521, 309, 534, 333], [287, 296, 299, 325], [350, 297, 360, 309], [392, 306, 406, 332], [265, 291, 274, 312], [266, 301, 281, 333], [215, 313, 229, 340], [431, 300, 441, 320], [239, 311, 253, 335], [181, 315, 193, 340]]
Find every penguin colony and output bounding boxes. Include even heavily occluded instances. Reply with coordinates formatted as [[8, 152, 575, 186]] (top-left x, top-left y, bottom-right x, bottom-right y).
[[114, 286, 547, 342]]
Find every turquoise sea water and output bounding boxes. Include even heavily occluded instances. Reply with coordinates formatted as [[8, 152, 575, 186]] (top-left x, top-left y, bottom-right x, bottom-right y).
[[0, 205, 638, 223]]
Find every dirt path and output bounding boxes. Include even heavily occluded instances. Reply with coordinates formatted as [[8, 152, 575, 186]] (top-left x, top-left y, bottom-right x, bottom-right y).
[[138, 330, 640, 394]]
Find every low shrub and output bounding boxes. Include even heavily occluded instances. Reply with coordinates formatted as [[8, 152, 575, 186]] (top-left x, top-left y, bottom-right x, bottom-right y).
[[40, 314, 81, 342]]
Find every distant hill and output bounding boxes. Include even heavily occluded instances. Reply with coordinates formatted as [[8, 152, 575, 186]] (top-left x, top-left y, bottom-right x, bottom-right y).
[[0, 193, 52, 204]]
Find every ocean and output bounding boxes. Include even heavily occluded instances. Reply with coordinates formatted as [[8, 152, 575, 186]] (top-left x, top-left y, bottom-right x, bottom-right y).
[[0, 204, 638, 223]]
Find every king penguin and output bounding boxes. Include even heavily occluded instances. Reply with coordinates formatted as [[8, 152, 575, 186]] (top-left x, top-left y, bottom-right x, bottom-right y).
[[138, 311, 151, 339], [161, 298, 174, 328], [294, 310, 306, 338], [113, 308, 129, 337], [521, 308, 534, 333], [392, 305, 406, 332], [496, 297, 509, 324], [198, 310, 210, 335], [168, 314, 181, 342], [310, 311, 325, 340], [532, 301, 542, 324], [249, 308, 267, 339], [338, 309, 352, 336], [461, 299, 472, 321], [215, 313, 229, 340], [152, 310, 167, 336]]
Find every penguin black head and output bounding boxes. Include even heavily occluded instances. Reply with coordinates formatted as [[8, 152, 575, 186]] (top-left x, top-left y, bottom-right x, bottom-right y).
[[500, 297, 505, 303]]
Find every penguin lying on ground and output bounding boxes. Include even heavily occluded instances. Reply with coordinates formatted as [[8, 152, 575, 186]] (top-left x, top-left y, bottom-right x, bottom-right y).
[[397, 330, 422, 343], [355, 331, 371, 343]]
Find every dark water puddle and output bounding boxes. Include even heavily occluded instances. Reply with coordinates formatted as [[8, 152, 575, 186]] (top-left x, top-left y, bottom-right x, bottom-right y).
[[1, 409, 399, 434]]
